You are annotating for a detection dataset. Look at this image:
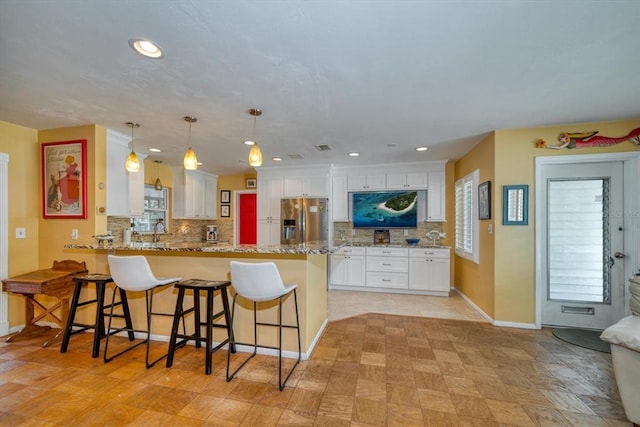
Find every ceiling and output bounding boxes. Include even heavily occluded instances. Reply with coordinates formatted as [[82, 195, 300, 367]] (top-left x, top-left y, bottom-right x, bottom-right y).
[[1, 1, 639, 176]]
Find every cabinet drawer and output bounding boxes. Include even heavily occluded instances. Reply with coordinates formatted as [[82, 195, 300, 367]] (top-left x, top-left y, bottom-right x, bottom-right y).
[[409, 248, 450, 258], [334, 246, 366, 256], [366, 247, 408, 257], [367, 256, 408, 272], [366, 272, 408, 288]]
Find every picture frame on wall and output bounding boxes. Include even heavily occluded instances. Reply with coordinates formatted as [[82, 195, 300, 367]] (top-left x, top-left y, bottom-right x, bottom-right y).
[[478, 181, 491, 220], [220, 190, 230, 204], [245, 178, 257, 189], [42, 139, 88, 219], [221, 205, 230, 217], [503, 185, 528, 225]]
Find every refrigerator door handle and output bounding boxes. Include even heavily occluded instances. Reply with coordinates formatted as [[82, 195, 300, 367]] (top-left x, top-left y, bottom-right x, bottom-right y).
[[300, 203, 306, 243]]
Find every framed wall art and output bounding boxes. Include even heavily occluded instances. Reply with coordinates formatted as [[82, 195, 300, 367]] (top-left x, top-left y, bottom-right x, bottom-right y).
[[220, 190, 230, 204], [478, 181, 491, 220], [42, 139, 87, 219], [245, 178, 256, 189], [503, 185, 528, 225], [220, 205, 230, 217]]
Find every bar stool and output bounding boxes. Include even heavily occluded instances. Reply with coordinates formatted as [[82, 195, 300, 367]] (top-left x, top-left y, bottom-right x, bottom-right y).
[[226, 261, 301, 391], [60, 273, 134, 357], [104, 255, 181, 368], [166, 279, 234, 375]]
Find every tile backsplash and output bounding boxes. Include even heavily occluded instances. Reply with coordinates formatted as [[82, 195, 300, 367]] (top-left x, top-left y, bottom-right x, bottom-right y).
[[332, 221, 447, 246], [106, 217, 222, 244]]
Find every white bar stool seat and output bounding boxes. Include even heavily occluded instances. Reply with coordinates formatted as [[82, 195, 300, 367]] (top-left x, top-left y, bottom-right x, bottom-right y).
[[226, 261, 301, 390], [104, 255, 181, 368]]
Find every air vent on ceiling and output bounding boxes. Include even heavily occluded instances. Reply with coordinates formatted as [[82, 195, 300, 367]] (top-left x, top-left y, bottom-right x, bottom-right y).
[[315, 144, 332, 152], [287, 153, 304, 160]]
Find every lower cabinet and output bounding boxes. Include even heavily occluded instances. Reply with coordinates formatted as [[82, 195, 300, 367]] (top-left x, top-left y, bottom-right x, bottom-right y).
[[257, 220, 280, 246], [330, 246, 450, 296], [330, 247, 366, 287]]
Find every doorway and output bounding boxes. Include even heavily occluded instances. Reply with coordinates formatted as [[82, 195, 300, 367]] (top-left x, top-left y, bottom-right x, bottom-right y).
[[536, 153, 640, 330], [236, 191, 257, 245]]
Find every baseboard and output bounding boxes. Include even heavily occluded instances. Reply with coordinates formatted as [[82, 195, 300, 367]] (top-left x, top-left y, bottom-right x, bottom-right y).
[[453, 288, 539, 330], [452, 288, 493, 322]]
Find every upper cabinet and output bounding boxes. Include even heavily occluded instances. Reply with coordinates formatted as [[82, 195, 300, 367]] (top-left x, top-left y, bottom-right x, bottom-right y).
[[347, 174, 386, 191], [106, 129, 146, 217], [257, 175, 283, 220], [173, 168, 218, 219], [283, 175, 328, 198], [386, 172, 428, 190], [331, 175, 349, 222], [427, 171, 446, 221]]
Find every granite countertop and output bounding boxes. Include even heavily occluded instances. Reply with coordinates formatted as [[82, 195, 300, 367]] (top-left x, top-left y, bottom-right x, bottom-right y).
[[64, 241, 336, 255], [332, 242, 450, 249]]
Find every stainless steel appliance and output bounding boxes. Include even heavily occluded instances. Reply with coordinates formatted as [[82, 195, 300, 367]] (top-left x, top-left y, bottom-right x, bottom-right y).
[[206, 224, 218, 243], [281, 198, 328, 245]]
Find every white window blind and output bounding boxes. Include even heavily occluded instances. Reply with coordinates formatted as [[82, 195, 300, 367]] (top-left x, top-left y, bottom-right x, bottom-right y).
[[455, 170, 479, 263]]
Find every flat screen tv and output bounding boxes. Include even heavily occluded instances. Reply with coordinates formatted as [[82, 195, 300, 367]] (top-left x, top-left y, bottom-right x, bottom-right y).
[[352, 191, 418, 228]]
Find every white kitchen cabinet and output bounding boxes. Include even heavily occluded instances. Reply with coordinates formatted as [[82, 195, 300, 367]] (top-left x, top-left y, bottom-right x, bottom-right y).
[[427, 171, 446, 221], [365, 247, 408, 290], [173, 168, 218, 219], [331, 175, 349, 221], [347, 174, 386, 191], [386, 172, 428, 190], [106, 129, 146, 217], [257, 219, 280, 246], [283, 175, 328, 198], [330, 246, 366, 287], [409, 248, 450, 293], [257, 175, 283, 220]]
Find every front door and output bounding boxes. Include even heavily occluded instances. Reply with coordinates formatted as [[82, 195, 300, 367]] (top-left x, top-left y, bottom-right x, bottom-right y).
[[540, 161, 625, 329]]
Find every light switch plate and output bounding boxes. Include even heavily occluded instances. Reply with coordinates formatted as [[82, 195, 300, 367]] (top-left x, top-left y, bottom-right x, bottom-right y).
[[15, 228, 26, 239], [71, 229, 78, 240]]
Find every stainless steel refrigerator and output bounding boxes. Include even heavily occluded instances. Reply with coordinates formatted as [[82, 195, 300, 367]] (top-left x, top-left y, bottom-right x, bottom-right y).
[[281, 198, 328, 245]]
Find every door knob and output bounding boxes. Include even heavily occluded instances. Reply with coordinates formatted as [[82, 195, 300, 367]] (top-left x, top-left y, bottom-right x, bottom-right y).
[[614, 252, 625, 259]]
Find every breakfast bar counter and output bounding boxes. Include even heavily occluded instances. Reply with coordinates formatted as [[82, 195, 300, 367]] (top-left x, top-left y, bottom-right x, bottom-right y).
[[62, 242, 334, 358]]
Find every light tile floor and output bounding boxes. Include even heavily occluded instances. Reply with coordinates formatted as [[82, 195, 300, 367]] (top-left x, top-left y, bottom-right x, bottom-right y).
[[328, 289, 487, 323]]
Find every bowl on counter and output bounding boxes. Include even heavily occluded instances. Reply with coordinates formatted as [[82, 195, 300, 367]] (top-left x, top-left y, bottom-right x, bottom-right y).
[[405, 238, 420, 245]]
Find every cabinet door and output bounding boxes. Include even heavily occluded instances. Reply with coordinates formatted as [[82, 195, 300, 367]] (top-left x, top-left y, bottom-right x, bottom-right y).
[[257, 176, 283, 219], [204, 174, 217, 219], [408, 258, 429, 290], [283, 176, 304, 198], [429, 258, 450, 292], [385, 173, 406, 190], [106, 140, 127, 216], [405, 172, 428, 189], [305, 175, 328, 197], [330, 254, 348, 285], [348, 256, 366, 287], [427, 171, 446, 221], [331, 175, 349, 221], [347, 175, 367, 190], [257, 220, 280, 245], [127, 166, 145, 216], [366, 174, 387, 190], [185, 173, 205, 218]]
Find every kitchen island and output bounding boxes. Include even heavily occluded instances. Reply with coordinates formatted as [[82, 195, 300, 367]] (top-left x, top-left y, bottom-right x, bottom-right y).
[[62, 242, 334, 358]]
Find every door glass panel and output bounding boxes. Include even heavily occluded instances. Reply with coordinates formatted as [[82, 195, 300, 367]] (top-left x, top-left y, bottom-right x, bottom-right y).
[[547, 178, 610, 303]]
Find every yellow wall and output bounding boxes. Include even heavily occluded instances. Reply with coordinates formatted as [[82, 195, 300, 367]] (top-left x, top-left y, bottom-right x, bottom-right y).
[[454, 119, 640, 325], [493, 119, 640, 324], [453, 133, 496, 318], [0, 121, 40, 326]]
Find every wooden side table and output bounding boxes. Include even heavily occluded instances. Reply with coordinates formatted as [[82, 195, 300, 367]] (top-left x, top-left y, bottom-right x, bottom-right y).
[[2, 260, 88, 347]]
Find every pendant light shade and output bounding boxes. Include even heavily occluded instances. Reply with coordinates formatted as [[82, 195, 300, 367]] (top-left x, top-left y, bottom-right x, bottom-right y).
[[248, 144, 263, 167], [125, 122, 141, 173], [153, 160, 163, 190], [246, 108, 263, 167], [183, 116, 198, 170]]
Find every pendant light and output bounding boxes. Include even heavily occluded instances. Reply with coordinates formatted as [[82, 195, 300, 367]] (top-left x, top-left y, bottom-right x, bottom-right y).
[[183, 116, 198, 170], [245, 108, 263, 167], [125, 122, 141, 172], [153, 160, 163, 190]]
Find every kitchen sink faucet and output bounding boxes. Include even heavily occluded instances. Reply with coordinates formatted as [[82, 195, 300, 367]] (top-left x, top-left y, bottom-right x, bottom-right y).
[[153, 219, 167, 243]]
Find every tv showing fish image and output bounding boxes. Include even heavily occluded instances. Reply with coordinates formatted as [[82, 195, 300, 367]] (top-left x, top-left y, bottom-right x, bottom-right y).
[[352, 191, 418, 228]]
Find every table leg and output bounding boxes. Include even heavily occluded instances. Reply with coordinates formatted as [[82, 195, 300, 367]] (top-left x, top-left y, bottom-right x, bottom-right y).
[[5, 295, 52, 343]]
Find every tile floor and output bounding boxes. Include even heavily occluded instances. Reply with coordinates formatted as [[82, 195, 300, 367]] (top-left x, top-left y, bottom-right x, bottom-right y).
[[0, 290, 631, 426]]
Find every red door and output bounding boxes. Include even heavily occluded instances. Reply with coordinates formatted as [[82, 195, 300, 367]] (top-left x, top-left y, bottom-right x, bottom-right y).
[[238, 193, 257, 244]]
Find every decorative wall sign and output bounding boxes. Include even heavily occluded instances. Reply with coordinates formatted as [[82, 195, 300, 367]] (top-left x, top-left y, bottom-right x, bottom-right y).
[[42, 139, 87, 219], [539, 127, 640, 149], [478, 181, 491, 220]]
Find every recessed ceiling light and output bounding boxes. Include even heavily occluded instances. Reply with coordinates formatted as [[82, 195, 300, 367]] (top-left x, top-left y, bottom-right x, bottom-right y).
[[197, 162, 203, 166], [416, 146, 428, 152], [349, 152, 360, 157], [244, 140, 255, 146], [272, 157, 283, 161], [149, 148, 161, 153], [129, 38, 163, 59]]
